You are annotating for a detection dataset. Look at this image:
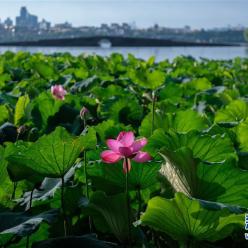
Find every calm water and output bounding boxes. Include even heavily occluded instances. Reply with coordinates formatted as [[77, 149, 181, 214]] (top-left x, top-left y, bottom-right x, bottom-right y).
[[0, 46, 247, 61]]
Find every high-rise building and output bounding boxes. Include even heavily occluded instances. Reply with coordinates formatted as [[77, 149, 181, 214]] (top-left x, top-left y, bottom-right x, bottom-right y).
[[39, 19, 51, 31], [16, 6, 38, 29], [4, 18, 13, 29]]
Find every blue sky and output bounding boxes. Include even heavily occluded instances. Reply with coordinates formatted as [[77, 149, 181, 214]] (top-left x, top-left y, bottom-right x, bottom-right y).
[[0, 0, 247, 28]]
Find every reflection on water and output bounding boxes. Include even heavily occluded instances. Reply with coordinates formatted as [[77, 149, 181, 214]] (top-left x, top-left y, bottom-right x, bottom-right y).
[[0, 46, 247, 61]]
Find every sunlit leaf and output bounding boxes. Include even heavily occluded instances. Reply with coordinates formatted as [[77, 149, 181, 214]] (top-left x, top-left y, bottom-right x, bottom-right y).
[[140, 192, 244, 242], [6, 127, 96, 178]]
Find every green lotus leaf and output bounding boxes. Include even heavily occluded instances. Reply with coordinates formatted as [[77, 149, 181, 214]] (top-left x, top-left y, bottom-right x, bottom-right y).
[[14, 94, 30, 126], [186, 77, 212, 91], [6, 127, 96, 178], [101, 97, 143, 127], [159, 145, 248, 208], [159, 147, 199, 197], [146, 129, 236, 162], [197, 160, 248, 208], [33, 61, 56, 80], [0, 146, 8, 185], [237, 118, 248, 152], [139, 109, 208, 137], [0, 209, 58, 245], [31, 92, 63, 131], [215, 99, 248, 124], [0, 105, 9, 125], [128, 68, 166, 90], [140, 192, 244, 242], [87, 191, 131, 243], [32, 234, 116, 248], [89, 161, 160, 194]]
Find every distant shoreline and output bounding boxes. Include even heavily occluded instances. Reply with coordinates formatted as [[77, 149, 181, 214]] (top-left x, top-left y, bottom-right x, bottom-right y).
[[0, 36, 241, 47]]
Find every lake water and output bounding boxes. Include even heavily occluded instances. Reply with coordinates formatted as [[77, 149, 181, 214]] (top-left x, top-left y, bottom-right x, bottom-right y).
[[0, 46, 247, 61]]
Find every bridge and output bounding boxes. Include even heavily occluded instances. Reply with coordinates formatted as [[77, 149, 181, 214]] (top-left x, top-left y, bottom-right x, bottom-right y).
[[0, 36, 237, 47]]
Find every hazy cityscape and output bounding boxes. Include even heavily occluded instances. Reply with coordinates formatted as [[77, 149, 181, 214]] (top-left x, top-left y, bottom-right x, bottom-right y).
[[0, 6, 246, 45]]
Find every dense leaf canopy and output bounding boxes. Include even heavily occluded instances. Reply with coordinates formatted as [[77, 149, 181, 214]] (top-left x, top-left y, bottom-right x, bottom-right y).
[[0, 52, 247, 247]]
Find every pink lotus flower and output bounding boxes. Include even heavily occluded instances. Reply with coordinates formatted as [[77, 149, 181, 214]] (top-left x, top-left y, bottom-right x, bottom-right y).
[[51, 85, 67, 100], [101, 131, 152, 173]]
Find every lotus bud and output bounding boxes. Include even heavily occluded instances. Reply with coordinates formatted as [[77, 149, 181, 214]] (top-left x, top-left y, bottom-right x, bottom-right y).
[[80, 106, 89, 120]]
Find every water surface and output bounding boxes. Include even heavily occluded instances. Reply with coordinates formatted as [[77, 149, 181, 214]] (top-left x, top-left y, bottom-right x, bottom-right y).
[[0, 46, 247, 61]]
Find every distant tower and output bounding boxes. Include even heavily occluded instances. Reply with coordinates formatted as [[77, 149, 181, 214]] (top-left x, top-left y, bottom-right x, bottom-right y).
[[16, 6, 38, 30], [20, 6, 28, 18]]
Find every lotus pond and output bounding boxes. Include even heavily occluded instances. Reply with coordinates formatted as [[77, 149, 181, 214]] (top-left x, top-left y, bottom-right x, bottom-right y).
[[0, 51, 248, 248]]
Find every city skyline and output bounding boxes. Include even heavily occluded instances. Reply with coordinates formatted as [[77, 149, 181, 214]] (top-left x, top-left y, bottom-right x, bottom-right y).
[[0, 0, 247, 29]]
